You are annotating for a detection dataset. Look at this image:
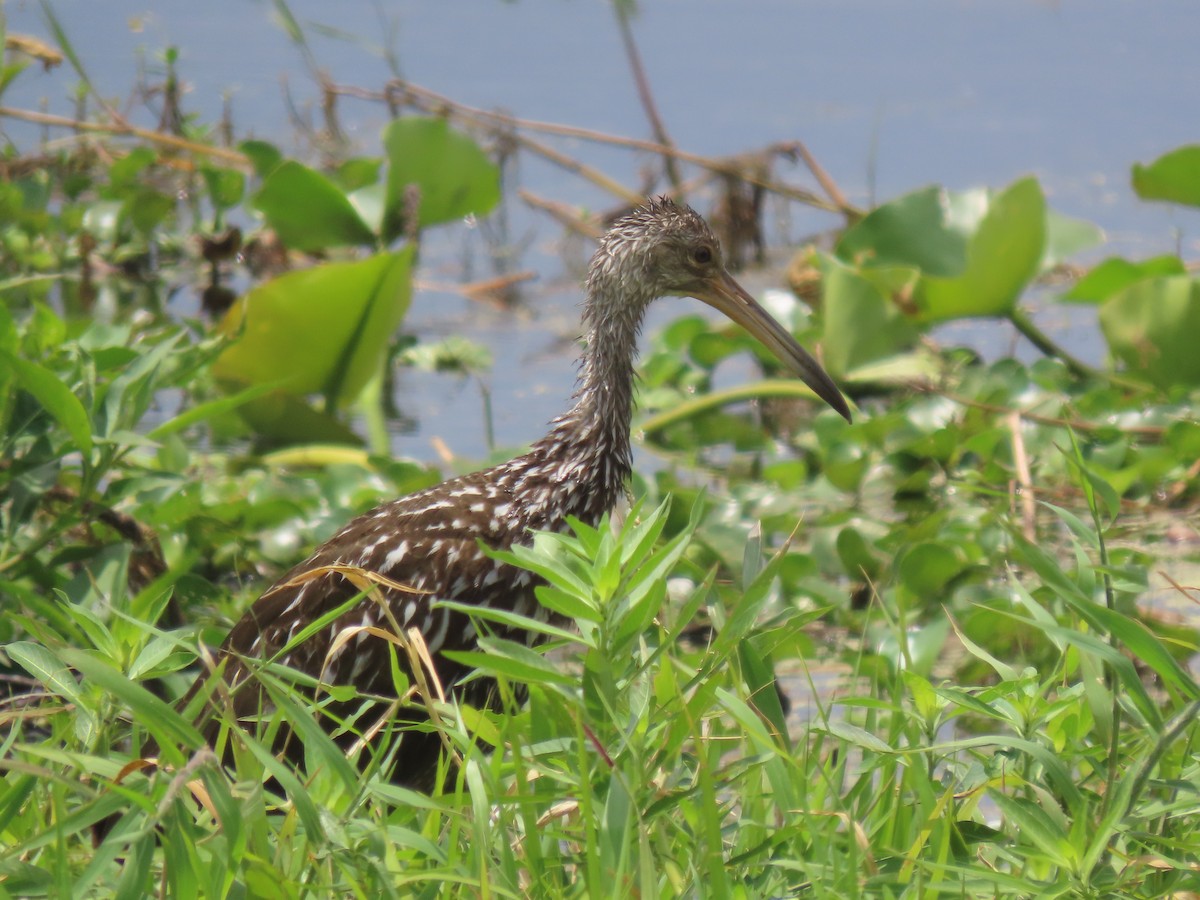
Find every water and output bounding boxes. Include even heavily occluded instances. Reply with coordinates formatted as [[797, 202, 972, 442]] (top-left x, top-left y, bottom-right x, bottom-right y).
[[4, 0, 1199, 461]]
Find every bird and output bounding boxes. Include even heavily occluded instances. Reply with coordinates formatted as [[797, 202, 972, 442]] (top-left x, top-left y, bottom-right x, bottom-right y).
[[153, 196, 851, 791]]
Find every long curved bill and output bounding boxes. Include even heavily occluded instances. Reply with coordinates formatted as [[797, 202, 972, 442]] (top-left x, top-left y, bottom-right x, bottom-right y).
[[693, 270, 852, 422]]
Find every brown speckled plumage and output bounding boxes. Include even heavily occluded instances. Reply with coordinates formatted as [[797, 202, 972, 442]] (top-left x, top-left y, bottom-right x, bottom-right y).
[[170, 196, 851, 788]]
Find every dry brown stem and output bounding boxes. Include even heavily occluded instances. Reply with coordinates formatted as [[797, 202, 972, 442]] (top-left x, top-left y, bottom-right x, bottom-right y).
[[0, 105, 249, 167], [335, 80, 856, 216], [613, 4, 681, 189]]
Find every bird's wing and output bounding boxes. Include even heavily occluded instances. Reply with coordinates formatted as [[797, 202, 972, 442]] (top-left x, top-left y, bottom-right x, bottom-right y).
[[188, 471, 538, 729]]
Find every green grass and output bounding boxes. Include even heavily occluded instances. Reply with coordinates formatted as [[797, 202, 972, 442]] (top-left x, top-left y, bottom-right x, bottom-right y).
[[4, 483, 1200, 897]]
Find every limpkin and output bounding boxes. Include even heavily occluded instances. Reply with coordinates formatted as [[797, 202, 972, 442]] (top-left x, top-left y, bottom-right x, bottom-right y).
[[156, 196, 851, 791]]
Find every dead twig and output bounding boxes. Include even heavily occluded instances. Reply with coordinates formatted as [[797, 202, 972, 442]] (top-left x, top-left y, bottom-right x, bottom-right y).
[[337, 80, 856, 215], [414, 270, 537, 310], [1006, 410, 1037, 541], [0, 105, 249, 167], [613, 3, 681, 190], [518, 190, 605, 240], [510, 131, 645, 207], [793, 140, 854, 216], [4, 33, 64, 70]]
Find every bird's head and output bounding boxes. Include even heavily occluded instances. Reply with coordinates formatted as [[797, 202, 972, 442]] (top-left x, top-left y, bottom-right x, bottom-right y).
[[587, 196, 851, 422]]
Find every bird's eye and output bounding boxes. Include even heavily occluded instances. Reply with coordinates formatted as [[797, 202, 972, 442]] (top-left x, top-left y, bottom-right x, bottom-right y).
[[691, 246, 713, 265]]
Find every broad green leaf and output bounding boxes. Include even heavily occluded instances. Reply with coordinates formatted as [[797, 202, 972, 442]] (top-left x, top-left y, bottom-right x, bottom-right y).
[[1098, 275, 1200, 389], [822, 438, 867, 493], [201, 166, 245, 211], [1041, 209, 1103, 270], [213, 247, 414, 409], [836, 526, 881, 582], [901, 670, 941, 722], [820, 258, 919, 376], [689, 330, 752, 368], [942, 187, 991, 232], [530, 585, 603, 626], [1132, 145, 1200, 207], [146, 380, 287, 440], [0, 348, 93, 455], [487, 538, 591, 600], [335, 157, 383, 192], [906, 618, 952, 677], [836, 185, 969, 276], [382, 117, 500, 238], [223, 390, 362, 445], [125, 188, 174, 235], [347, 182, 386, 234], [127, 634, 189, 681], [913, 177, 1046, 321], [898, 542, 963, 597], [253, 160, 376, 252], [1063, 255, 1185, 304], [239, 139, 283, 178], [1167, 419, 1200, 459], [108, 146, 156, 191]]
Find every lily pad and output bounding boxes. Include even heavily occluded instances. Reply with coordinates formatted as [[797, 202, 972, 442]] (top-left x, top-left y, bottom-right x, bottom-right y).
[[898, 541, 964, 597], [382, 117, 501, 240], [239, 139, 284, 178], [234, 391, 364, 446], [835, 185, 969, 277], [836, 526, 882, 581], [1063, 255, 1185, 304], [254, 161, 377, 252], [213, 248, 415, 409], [1132, 145, 1200, 208], [1041, 209, 1103, 271], [820, 258, 920, 376], [201, 166, 246, 212], [335, 157, 383, 193], [0, 348, 92, 456], [912, 177, 1046, 322], [1098, 275, 1200, 389]]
